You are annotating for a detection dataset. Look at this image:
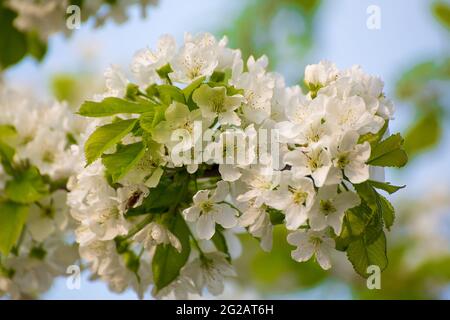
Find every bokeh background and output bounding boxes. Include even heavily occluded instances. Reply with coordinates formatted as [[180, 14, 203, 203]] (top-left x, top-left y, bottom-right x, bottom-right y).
[[2, 0, 450, 299]]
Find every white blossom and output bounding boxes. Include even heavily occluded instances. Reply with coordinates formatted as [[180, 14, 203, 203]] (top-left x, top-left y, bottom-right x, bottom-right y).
[[192, 84, 243, 126], [329, 130, 371, 184], [308, 185, 360, 235], [133, 222, 181, 252], [268, 173, 315, 230], [304, 60, 338, 90], [287, 228, 335, 270], [182, 252, 236, 296], [183, 181, 237, 240]]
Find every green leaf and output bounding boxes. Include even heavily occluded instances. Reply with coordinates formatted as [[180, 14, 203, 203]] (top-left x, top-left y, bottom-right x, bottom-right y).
[[127, 176, 182, 216], [79, 97, 155, 117], [266, 207, 285, 225], [156, 85, 186, 105], [85, 119, 138, 165], [0, 6, 27, 69], [182, 76, 205, 101], [156, 63, 173, 83], [0, 141, 15, 174], [212, 228, 230, 261], [335, 203, 371, 251], [0, 141, 14, 161], [0, 201, 29, 255], [346, 231, 388, 278], [354, 182, 380, 213], [152, 214, 191, 291], [51, 74, 79, 103], [378, 194, 395, 231], [5, 166, 49, 204], [102, 142, 146, 183], [139, 111, 156, 132], [151, 105, 167, 128], [0, 124, 17, 141], [125, 83, 140, 100], [210, 71, 226, 82], [368, 133, 408, 167], [433, 1, 450, 30], [26, 31, 47, 61], [368, 180, 405, 194], [358, 120, 388, 149], [353, 182, 384, 244], [404, 111, 442, 158]]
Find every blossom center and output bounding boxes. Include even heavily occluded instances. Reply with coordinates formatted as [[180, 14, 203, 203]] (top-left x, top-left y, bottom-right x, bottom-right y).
[[320, 200, 336, 215], [337, 153, 350, 169], [211, 95, 225, 113], [200, 200, 214, 213], [290, 187, 308, 205]]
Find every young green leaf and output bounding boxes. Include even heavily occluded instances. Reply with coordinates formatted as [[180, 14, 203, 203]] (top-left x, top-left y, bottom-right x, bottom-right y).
[[152, 214, 191, 291], [0, 124, 17, 141], [156, 63, 173, 83], [404, 110, 441, 159], [156, 85, 186, 105], [358, 120, 389, 148], [151, 105, 167, 128], [182, 76, 205, 101], [266, 207, 285, 225], [0, 6, 27, 69], [139, 111, 156, 132], [85, 119, 138, 165], [102, 142, 146, 183], [368, 180, 405, 194], [368, 133, 408, 167], [335, 214, 364, 251], [0, 141, 15, 175], [79, 97, 155, 117], [5, 166, 49, 204], [335, 203, 372, 251], [378, 194, 395, 230], [346, 231, 388, 278], [211, 228, 230, 261], [26, 31, 47, 61], [127, 176, 183, 216], [0, 201, 29, 255], [210, 71, 226, 83]]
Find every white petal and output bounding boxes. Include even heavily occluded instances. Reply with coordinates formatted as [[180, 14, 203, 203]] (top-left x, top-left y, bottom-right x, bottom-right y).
[[284, 150, 307, 168], [286, 230, 308, 245], [183, 206, 201, 222], [312, 165, 331, 187], [219, 164, 241, 182], [345, 162, 370, 184], [308, 208, 327, 231], [334, 191, 360, 213], [340, 130, 359, 151], [219, 111, 241, 126], [196, 214, 216, 240], [213, 204, 238, 229], [285, 205, 308, 230], [327, 211, 345, 235], [316, 245, 332, 270], [193, 190, 210, 205], [211, 181, 229, 202]]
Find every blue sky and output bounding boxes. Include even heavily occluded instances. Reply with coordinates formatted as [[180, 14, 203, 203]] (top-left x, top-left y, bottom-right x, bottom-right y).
[[4, 0, 448, 299]]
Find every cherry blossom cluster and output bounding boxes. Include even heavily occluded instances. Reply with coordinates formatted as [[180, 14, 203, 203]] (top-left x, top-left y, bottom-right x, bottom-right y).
[[68, 32, 402, 299], [0, 85, 85, 299]]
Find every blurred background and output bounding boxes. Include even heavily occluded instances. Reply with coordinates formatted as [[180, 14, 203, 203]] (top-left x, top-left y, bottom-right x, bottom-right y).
[[1, 0, 449, 299]]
